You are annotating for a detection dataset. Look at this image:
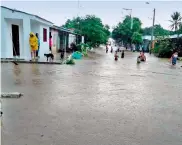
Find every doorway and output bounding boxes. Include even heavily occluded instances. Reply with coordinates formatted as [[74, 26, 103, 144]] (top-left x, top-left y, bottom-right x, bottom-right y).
[[12, 24, 20, 56]]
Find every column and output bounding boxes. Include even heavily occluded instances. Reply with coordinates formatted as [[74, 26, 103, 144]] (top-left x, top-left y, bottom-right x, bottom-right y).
[[23, 18, 31, 60], [1, 18, 6, 58], [82, 36, 84, 43]]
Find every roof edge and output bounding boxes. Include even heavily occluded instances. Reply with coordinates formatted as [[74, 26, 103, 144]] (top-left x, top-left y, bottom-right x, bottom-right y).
[[1, 6, 53, 24]]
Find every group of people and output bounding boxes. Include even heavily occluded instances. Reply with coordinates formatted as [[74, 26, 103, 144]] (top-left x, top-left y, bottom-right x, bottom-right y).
[[106, 44, 180, 66], [29, 32, 53, 61], [114, 50, 125, 61]]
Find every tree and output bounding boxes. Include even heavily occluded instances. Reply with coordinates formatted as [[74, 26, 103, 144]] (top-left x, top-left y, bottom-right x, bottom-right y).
[[132, 32, 142, 44], [169, 11, 182, 32], [178, 23, 182, 34], [63, 15, 110, 47], [112, 16, 142, 44], [142, 24, 170, 37]]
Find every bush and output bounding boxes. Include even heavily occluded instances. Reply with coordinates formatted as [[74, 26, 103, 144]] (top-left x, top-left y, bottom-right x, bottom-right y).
[[152, 39, 176, 58], [158, 40, 175, 58], [76, 43, 91, 52], [66, 57, 75, 65]]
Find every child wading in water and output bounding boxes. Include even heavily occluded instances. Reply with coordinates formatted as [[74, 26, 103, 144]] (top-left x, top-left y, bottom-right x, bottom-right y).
[[170, 52, 178, 66], [121, 50, 124, 58], [137, 56, 141, 63], [106, 45, 108, 53], [114, 51, 119, 61]]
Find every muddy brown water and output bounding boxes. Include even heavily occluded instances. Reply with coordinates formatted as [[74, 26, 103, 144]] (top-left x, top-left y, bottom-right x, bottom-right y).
[[1, 49, 182, 145]]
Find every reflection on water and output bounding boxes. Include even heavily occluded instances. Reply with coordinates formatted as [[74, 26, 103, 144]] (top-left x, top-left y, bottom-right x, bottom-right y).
[[13, 65, 22, 85], [31, 64, 41, 76]]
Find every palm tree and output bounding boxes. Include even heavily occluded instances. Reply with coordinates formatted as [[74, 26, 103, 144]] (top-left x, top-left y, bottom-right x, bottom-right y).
[[169, 12, 182, 33]]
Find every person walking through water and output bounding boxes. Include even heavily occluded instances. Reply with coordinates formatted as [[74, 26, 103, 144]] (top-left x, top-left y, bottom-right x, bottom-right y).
[[121, 50, 124, 58], [36, 33, 40, 58], [106, 45, 108, 53], [110, 46, 113, 53], [114, 51, 119, 61], [170, 51, 178, 66], [29, 32, 38, 61]]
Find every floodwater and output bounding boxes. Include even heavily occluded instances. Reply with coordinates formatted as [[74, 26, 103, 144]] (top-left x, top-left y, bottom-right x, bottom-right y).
[[1, 48, 182, 145]]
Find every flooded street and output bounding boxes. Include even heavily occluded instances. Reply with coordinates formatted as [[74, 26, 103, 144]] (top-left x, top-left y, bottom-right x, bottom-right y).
[[1, 49, 182, 145]]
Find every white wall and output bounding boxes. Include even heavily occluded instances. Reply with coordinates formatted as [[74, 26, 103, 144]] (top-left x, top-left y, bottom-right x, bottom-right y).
[[68, 34, 76, 47], [31, 20, 40, 35], [82, 36, 84, 43], [39, 25, 50, 59], [5, 19, 23, 58]]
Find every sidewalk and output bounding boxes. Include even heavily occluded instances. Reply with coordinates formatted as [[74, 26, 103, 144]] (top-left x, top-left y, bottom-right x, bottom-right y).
[[1, 53, 71, 65]]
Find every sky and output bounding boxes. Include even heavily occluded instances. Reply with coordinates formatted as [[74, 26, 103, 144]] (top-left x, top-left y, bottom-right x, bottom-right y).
[[1, 0, 182, 31]]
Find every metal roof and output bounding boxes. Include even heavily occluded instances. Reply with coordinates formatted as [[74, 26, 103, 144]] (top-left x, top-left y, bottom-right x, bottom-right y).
[[1, 6, 53, 24], [51, 25, 77, 34]]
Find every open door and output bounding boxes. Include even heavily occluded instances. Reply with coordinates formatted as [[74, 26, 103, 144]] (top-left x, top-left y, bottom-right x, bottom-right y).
[[12, 25, 20, 56]]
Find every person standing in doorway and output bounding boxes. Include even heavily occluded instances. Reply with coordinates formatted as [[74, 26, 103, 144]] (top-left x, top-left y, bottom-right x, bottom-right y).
[[49, 35, 52, 52], [36, 33, 40, 58]]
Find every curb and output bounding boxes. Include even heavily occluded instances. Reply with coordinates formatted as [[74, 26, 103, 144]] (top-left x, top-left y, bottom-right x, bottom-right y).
[[1, 60, 62, 65], [1, 92, 23, 98]]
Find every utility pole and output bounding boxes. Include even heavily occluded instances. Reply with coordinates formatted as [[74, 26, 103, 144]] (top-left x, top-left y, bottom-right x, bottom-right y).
[[151, 8, 155, 50], [76, 0, 80, 44]]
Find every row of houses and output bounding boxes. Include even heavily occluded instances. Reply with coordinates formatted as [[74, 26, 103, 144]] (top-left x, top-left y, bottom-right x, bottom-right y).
[[1, 6, 84, 60]]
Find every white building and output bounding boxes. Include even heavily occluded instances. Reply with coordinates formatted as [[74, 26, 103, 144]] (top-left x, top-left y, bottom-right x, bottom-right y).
[[1, 6, 53, 60], [142, 35, 155, 41]]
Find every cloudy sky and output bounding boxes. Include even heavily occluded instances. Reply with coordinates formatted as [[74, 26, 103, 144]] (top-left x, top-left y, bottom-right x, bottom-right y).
[[1, 0, 182, 31]]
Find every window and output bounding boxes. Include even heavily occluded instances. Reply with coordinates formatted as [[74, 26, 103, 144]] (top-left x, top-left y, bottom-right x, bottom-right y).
[[43, 28, 47, 42]]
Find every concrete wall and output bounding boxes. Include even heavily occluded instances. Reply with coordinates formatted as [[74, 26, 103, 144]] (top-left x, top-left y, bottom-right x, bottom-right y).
[[5, 19, 24, 58], [31, 20, 40, 35], [39, 25, 50, 59], [68, 34, 76, 47]]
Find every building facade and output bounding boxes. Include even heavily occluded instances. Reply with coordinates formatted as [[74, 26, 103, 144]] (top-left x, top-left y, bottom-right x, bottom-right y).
[[1, 6, 53, 60]]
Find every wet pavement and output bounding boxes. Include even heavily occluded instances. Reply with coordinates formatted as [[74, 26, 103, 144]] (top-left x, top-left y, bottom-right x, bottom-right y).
[[1, 48, 182, 145]]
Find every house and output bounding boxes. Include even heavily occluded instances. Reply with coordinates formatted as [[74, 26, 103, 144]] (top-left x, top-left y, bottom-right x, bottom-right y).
[[1, 6, 53, 60], [50, 26, 84, 54]]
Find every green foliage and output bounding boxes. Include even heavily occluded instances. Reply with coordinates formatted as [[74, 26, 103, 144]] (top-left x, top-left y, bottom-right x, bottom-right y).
[[142, 24, 170, 37], [153, 39, 175, 58], [169, 11, 182, 32], [158, 40, 174, 58], [63, 15, 110, 48], [132, 32, 142, 44], [76, 43, 91, 57], [178, 24, 182, 34], [77, 43, 90, 51], [112, 16, 142, 44], [66, 57, 75, 65]]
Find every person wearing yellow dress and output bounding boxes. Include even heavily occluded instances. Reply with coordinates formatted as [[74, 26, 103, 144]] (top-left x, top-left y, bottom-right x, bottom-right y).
[[29, 32, 38, 60]]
